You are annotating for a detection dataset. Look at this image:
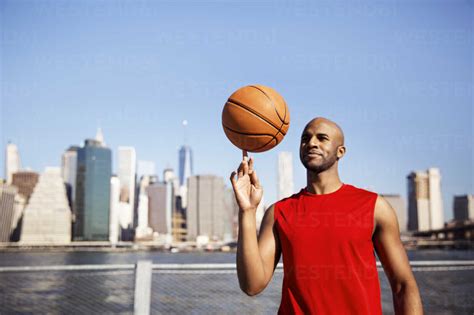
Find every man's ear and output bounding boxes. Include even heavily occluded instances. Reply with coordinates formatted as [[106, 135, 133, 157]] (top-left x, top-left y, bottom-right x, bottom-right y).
[[336, 145, 346, 160]]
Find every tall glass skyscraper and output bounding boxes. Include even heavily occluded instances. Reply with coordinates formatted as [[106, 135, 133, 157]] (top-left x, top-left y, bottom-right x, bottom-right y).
[[178, 145, 193, 187], [74, 139, 112, 241]]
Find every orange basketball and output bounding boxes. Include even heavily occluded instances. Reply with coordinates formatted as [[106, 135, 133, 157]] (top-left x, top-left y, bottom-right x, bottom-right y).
[[222, 85, 290, 153]]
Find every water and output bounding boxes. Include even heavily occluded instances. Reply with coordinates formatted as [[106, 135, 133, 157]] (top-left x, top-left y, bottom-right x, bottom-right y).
[[0, 249, 473, 314], [0, 251, 237, 266], [1, 249, 473, 266]]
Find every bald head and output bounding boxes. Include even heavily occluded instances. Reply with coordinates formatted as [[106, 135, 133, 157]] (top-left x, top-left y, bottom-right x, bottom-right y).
[[299, 117, 346, 173], [304, 117, 345, 146]]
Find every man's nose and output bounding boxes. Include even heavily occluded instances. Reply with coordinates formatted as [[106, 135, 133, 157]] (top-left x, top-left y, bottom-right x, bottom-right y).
[[308, 136, 319, 148]]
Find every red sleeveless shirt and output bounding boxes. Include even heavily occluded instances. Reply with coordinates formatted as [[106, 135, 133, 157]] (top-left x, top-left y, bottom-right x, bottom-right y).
[[274, 183, 382, 315]]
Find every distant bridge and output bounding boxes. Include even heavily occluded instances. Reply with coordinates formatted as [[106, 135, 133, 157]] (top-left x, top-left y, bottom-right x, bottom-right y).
[[403, 221, 474, 249]]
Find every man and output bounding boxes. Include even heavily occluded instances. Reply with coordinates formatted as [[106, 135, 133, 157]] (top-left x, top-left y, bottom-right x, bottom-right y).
[[230, 117, 423, 314]]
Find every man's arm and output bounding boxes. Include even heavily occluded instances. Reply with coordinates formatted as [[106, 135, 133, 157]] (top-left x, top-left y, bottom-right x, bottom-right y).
[[237, 204, 281, 296], [231, 153, 281, 296], [372, 195, 423, 315]]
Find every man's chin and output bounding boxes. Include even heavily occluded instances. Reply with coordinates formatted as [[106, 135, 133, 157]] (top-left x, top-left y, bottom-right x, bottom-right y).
[[302, 162, 323, 172]]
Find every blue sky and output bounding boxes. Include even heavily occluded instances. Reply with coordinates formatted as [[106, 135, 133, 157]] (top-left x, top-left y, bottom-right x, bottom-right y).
[[1, 0, 472, 221]]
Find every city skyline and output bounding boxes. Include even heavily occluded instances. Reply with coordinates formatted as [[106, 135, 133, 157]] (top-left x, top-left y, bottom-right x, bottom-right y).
[[1, 1, 472, 221], [2, 136, 472, 243], [2, 132, 471, 223]]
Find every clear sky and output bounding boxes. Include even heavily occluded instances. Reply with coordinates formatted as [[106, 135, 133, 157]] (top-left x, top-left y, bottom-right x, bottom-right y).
[[1, 0, 472, 221]]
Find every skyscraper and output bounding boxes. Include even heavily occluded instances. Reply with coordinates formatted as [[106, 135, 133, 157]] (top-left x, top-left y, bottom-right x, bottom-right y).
[[427, 168, 444, 229], [61, 146, 79, 208], [187, 175, 232, 242], [147, 182, 169, 235], [135, 175, 158, 240], [453, 195, 474, 221], [5, 142, 21, 184], [8, 194, 27, 242], [407, 168, 444, 231], [118, 146, 136, 240], [163, 169, 175, 239], [278, 151, 294, 200], [74, 139, 112, 241], [178, 145, 193, 187], [20, 167, 72, 244], [163, 168, 186, 242], [118, 147, 136, 204], [0, 185, 17, 242], [109, 175, 120, 245], [178, 145, 193, 209], [9, 171, 39, 241]]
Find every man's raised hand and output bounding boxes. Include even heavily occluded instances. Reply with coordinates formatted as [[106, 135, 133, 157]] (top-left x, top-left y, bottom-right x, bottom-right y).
[[230, 150, 263, 212]]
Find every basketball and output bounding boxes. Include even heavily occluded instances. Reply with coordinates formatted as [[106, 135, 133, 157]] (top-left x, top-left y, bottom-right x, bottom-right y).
[[222, 85, 290, 153]]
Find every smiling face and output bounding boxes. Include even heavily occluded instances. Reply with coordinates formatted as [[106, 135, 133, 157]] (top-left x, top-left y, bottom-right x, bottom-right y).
[[299, 117, 346, 174]]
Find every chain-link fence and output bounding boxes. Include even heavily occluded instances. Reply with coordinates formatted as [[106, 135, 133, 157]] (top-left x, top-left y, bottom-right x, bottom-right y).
[[0, 265, 135, 314], [1, 261, 473, 314], [151, 265, 282, 315]]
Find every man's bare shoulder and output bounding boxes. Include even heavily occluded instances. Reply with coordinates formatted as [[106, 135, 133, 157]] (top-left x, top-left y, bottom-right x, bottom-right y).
[[261, 204, 275, 224], [259, 204, 279, 237], [373, 195, 400, 235]]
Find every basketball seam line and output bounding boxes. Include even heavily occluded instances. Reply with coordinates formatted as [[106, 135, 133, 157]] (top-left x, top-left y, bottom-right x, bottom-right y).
[[226, 99, 287, 136], [249, 85, 287, 125], [248, 86, 289, 135], [222, 125, 277, 137], [226, 98, 281, 133], [254, 137, 276, 151], [224, 125, 277, 151]]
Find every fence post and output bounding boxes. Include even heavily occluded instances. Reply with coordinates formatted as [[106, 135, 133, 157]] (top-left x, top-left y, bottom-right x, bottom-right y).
[[134, 260, 152, 315]]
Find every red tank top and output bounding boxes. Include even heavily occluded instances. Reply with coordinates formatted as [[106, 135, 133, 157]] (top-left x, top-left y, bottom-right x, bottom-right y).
[[274, 183, 382, 315]]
